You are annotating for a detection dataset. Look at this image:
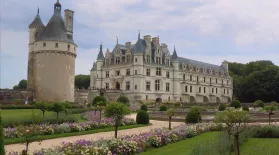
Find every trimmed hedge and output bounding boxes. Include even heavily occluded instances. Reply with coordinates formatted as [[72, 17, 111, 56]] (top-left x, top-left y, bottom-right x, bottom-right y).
[[0, 104, 84, 109], [242, 106, 249, 111], [92, 96, 107, 107], [230, 100, 241, 108], [186, 107, 202, 124], [140, 104, 148, 111], [116, 96, 130, 107], [218, 103, 226, 111], [136, 110, 149, 124], [160, 105, 167, 111]]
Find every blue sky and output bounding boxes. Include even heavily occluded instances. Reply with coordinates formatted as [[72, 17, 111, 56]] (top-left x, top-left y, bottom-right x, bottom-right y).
[[1, 0, 279, 89]]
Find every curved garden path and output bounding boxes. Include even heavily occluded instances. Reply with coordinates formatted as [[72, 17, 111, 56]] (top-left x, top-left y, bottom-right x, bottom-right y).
[[5, 114, 184, 153]]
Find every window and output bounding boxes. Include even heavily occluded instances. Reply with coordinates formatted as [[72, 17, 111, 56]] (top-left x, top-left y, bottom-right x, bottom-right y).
[[185, 86, 188, 92], [135, 58, 137, 62], [68, 44, 70, 50], [135, 85, 137, 90], [106, 71, 109, 78], [146, 81, 151, 90], [216, 79, 218, 84], [222, 79, 224, 85], [199, 87, 201, 93], [116, 57, 120, 64], [224, 89, 226, 94], [126, 81, 130, 90], [204, 77, 206, 83], [155, 80, 160, 91], [146, 95, 148, 100], [55, 43, 58, 48], [126, 55, 130, 63], [227, 89, 229, 94], [183, 74, 186, 80], [216, 88, 218, 94], [227, 80, 229, 85], [168, 96, 170, 101], [126, 69, 130, 76], [190, 86, 192, 93], [166, 59, 169, 66], [190, 75, 192, 81], [212, 88, 214, 93], [204, 87, 206, 93], [105, 83, 109, 89], [156, 68, 161, 76], [166, 72, 170, 78], [135, 70, 138, 75], [116, 71, 120, 76], [146, 69, 151, 76], [146, 55, 150, 63], [166, 83, 170, 92], [105, 59, 110, 65], [43, 42, 46, 47], [156, 57, 161, 64], [197, 76, 199, 82], [210, 78, 212, 84]]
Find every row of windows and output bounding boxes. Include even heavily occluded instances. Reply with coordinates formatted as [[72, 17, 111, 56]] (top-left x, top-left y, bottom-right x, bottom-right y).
[[37, 42, 75, 51], [183, 74, 230, 85], [185, 85, 230, 94], [105, 68, 170, 78]]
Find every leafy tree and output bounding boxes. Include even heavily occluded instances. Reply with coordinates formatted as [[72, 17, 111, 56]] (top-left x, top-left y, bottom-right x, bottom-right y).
[[160, 105, 167, 111], [13, 79, 27, 90], [263, 103, 277, 125], [218, 103, 226, 111], [92, 96, 107, 107], [186, 106, 203, 124], [214, 109, 250, 155], [0, 110, 4, 155], [75, 74, 90, 89], [116, 96, 130, 107], [49, 102, 66, 122], [254, 100, 265, 108], [34, 101, 48, 120], [242, 106, 249, 111], [166, 108, 176, 130], [13, 85, 19, 90], [230, 100, 241, 109], [104, 102, 130, 138]]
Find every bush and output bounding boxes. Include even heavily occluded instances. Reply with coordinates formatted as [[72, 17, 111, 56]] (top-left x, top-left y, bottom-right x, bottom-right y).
[[160, 105, 167, 111], [218, 103, 226, 111], [116, 96, 130, 107], [230, 100, 241, 108], [140, 104, 148, 111], [253, 125, 279, 138], [242, 106, 249, 111], [136, 110, 149, 124], [186, 107, 202, 124], [254, 100, 265, 108]]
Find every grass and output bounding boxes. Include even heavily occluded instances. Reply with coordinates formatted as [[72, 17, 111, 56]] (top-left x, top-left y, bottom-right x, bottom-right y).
[[140, 132, 219, 155], [1, 109, 82, 126], [4, 124, 150, 145], [240, 138, 279, 155]]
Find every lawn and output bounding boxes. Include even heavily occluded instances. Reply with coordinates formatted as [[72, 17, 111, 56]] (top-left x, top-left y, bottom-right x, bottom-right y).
[[240, 138, 279, 155], [1, 109, 81, 126], [140, 132, 219, 155]]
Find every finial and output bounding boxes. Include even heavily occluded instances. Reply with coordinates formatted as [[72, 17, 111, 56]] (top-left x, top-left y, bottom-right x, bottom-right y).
[[138, 30, 140, 40], [37, 7, 39, 14], [116, 36, 118, 44], [174, 45, 176, 51], [100, 42, 103, 51]]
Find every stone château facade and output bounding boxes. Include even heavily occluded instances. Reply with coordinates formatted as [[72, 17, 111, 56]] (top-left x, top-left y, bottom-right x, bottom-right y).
[[27, 1, 77, 102], [90, 33, 233, 104]]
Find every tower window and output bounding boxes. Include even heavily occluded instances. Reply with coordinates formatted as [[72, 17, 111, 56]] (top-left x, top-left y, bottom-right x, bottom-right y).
[[135, 85, 137, 90], [43, 43, 46, 47], [204, 77, 206, 83], [204, 87, 206, 93], [55, 43, 59, 48], [135, 58, 138, 62]]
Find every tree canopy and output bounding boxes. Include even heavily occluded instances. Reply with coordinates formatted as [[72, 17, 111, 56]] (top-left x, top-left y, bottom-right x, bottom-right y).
[[75, 74, 90, 89], [13, 79, 27, 90]]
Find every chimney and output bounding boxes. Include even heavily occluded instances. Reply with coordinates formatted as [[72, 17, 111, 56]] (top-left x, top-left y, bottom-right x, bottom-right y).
[[125, 42, 131, 48], [222, 60, 229, 72], [152, 37, 159, 46], [143, 35, 151, 43], [161, 43, 167, 49], [64, 9, 74, 40]]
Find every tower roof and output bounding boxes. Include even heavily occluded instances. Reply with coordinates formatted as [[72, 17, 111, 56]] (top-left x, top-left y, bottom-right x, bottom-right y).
[[36, 1, 75, 44], [97, 44, 104, 60], [171, 45, 178, 60], [29, 8, 45, 28]]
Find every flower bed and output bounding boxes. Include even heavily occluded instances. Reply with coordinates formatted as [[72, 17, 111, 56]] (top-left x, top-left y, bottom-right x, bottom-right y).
[[24, 123, 224, 155], [4, 114, 135, 139]]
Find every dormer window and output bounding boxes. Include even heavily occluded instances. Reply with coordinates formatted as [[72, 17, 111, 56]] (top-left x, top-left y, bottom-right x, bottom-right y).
[[116, 57, 120, 64], [156, 57, 161, 64]]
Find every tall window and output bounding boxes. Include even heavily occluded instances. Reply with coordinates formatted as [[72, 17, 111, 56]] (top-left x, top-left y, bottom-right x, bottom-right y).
[[190, 86, 192, 93], [227, 89, 229, 94], [227, 80, 229, 85], [146, 81, 151, 90], [126, 55, 130, 63], [210, 78, 212, 84], [197, 76, 199, 82], [185, 86, 188, 92], [216, 88, 218, 94], [199, 87, 201, 93], [204, 87, 206, 93], [146, 55, 150, 63], [146, 95, 148, 100], [43, 42, 46, 47], [55, 43, 59, 48], [183, 74, 186, 80], [126, 69, 130, 76], [166, 59, 169, 66], [146, 69, 151, 76], [126, 81, 130, 90], [135, 85, 137, 90], [105, 83, 109, 89], [116, 57, 120, 64], [156, 57, 161, 64], [222, 79, 224, 85], [135, 70, 138, 75], [216, 78, 218, 84], [156, 68, 161, 76], [212, 88, 214, 93], [204, 77, 206, 83], [166, 83, 170, 92], [116, 71, 120, 76], [105, 59, 110, 65], [224, 89, 226, 94], [135, 58, 137, 62], [166, 72, 170, 78], [106, 71, 109, 78], [155, 80, 160, 91], [190, 75, 192, 81]]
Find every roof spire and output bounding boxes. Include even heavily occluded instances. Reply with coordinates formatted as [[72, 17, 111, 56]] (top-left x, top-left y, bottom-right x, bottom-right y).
[[116, 36, 118, 44], [138, 30, 140, 40], [171, 45, 178, 60], [37, 7, 39, 14], [97, 43, 105, 60]]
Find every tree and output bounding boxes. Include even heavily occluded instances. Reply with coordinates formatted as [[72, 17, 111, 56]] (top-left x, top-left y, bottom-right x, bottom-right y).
[[0, 110, 4, 155], [116, 96, 130, 107], [254, 100, 265, 108], [75, 74, 90, 89], [104, 102, 130, 138], [263, 103, 277, 125], [92, 96, 107, 115], [49, 102, 66, 122], [230, 100, 241, 109], [96, 101, 107, 123], [34, 101, 48, 120], [214, 109, 250, 155], [166, 108, 176, 130], [186, 106, 203, 124], [13, 79, 27, 90]]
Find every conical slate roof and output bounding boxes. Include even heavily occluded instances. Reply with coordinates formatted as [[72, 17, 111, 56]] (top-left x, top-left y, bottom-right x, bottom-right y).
[[171, 46, 178, 60], [97, 44, 104, 60], [29, 9, 45, 28], [36, 2, 75, 44]]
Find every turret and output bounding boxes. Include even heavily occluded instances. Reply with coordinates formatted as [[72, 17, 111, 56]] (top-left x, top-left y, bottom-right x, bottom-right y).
[[28, 8, 45, 44], [222, 60, 229, 72], [96, 43, 105, 69], [171, 45, 179, 70]]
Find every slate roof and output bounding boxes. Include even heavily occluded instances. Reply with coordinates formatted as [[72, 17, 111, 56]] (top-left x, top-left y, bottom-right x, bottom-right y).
[[97, 44, 105, 60], [29, 10, 45, 28], [132, 39, 146, 53], [91, 62, 97, 71], [36, 2, 75, 44]]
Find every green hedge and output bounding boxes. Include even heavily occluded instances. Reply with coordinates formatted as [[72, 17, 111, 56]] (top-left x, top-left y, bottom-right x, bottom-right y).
[[136, 110, 149, 124], [0, 104, 85, 109]]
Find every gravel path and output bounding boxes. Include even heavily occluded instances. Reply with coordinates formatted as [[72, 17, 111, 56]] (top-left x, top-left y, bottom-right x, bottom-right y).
[[5, 114, 184, 153]]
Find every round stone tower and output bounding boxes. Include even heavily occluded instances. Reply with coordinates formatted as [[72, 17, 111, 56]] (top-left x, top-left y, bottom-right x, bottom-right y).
[[27, 0, 77, 102]]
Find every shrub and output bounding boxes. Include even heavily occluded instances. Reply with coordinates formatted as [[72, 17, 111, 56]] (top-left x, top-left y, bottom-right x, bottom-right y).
[[230, 100, 241, 108], [136, 110, 149, 124], [160, 105, 167, 111], [92, 96, 107, 107], [253, 125, 279, 138], [186, 107, 202, 124], [254, 100, 265, 108], [116, 96, 130, 107], [140, 104, 148, 111], [218, 103, 226, 111], [242, 106, 249, 111]]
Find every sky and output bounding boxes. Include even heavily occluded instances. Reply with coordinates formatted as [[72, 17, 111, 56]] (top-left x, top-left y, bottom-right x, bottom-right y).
[[1, 0, 279, 89]]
